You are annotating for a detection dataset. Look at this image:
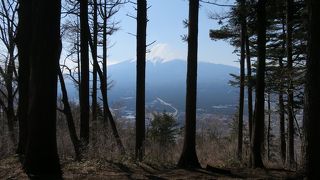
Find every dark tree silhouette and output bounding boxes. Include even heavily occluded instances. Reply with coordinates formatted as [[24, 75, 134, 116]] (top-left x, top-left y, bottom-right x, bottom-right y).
[[16, 0, 30, 156], [237, 0, 246, 161], [278, 59, 286, 165], [58, 67, 81, 160], [285, 0, 295, 167], [304, 0, 320, 178], [91, 0, 98, 122], [22, 0, 62, 178], [0, 0, 18, 145], [279, 18, 286, 164], [177, 0, 200, 168], [266, 93, 272, 160], [244, 3, 253, 165], [80, 0, 90, 146], [251, 0, 266, 168], [244, 8, 253, 146], [87, 27, 126, 155], [99, 0, 124, 130], [136, 0, 147, 161], [100, 0, 126, 155], [101, 0, 108, 92]]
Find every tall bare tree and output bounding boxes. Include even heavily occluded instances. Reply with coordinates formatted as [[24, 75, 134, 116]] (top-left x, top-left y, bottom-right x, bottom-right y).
[[91, 0, 98, 122], [279, 16, 286, 165], [136, 0, 147, 161], [58, 67, 81, 160], [87, 22, 126, 155], [303, 0, 320, 178], [177, 0, 200, 168], [278, 90, 286, 164], [237, 0, 246, 161], [244, 2, 253, 148], [80, 0, 90, 146], [278, 64, 286, 164], [22, 0, 62, 177], [0, 0, 18, 145], [16, 0, 30, 156], [286, 0, 295, 167], [251, 0, 266, 168], [244, 1, 253, 166]]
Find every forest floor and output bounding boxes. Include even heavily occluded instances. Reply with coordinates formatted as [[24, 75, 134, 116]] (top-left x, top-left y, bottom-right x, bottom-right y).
[[0, 156, 304, 179]]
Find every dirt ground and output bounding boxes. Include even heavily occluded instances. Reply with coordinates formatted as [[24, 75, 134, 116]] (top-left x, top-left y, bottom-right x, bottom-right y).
[[0, 156, 304, 179]]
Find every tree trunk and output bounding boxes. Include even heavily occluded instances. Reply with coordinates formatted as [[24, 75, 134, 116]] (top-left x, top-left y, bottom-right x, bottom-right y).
[[177, 0, 200, 168], [92, 0, 98, 122], [251, 0, 266, 169], [102, 0, 107, 123], [87, 28, 126, 155], [245, 14, 253, 145], [101, 91, 126, 155], [136, 0, 147, 161], [80, 0, 90, 146], [16, 0, 31, 156], [286, 0, 295, 167], [58, 68, 81, 160], [267, 93, 271, 161], [23, 0, 62, 178], [303, 0, 320, 178], [0, 0, 17, 146], [244, 9, 253, 166], [279, 19, 286, 165], [278, 86, 286, 164], [6, 48, 16, 145], [77, 15, 81, 100], [237, 0, 246, 161]]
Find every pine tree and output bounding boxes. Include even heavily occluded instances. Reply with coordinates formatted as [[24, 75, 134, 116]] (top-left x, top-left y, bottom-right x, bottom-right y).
[[251, 0, 267, 168], [178, 0, 201, 168]]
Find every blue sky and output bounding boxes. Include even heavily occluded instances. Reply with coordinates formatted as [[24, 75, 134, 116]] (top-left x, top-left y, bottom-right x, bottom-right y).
[[106, 0, 238, 67]]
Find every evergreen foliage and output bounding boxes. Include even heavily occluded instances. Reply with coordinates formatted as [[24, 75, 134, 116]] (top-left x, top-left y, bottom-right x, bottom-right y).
[[148, 112, 180, 147]]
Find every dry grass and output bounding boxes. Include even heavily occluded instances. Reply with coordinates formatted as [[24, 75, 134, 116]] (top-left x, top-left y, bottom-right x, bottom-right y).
[[0, 109, 305, 179], [0, 112, 296, 168], [0, 155, 303, 179]]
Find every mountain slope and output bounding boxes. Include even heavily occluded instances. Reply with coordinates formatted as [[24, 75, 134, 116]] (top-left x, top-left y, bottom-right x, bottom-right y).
[[106, 59, 239, 115]]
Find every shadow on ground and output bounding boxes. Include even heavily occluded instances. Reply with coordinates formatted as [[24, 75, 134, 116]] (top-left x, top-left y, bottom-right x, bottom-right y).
[[0, 156, 304, 179]]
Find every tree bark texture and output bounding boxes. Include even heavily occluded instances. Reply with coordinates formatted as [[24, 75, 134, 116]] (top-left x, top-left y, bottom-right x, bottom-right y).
[[16, 0, 31, 156], [304, 0, 320, 178], [237, 0, 246, 161], [58, 68, 81, 160], [23, 0, 62, 177], [80, 0, 90, 146], [136, 0, 147, 161], [286, 0, 295, 167], [251, 0, 266, 169], [177, 0, 201, 168]]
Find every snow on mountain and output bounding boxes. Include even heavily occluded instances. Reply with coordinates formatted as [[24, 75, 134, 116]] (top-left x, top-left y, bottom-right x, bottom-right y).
[[63, 59, 240, 115]]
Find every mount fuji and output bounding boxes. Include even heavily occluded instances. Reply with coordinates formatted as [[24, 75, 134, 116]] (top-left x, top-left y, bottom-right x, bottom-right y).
[[63, 59, 239, 117]]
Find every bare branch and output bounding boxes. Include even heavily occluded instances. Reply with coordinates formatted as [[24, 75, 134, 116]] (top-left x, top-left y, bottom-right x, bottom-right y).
[[200, 0, 235, 7]]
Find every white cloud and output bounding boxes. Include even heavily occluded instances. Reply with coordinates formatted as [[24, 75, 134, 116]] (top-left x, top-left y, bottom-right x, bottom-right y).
[[147, 43, 185, 62], [107, 58, 123, 66]]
